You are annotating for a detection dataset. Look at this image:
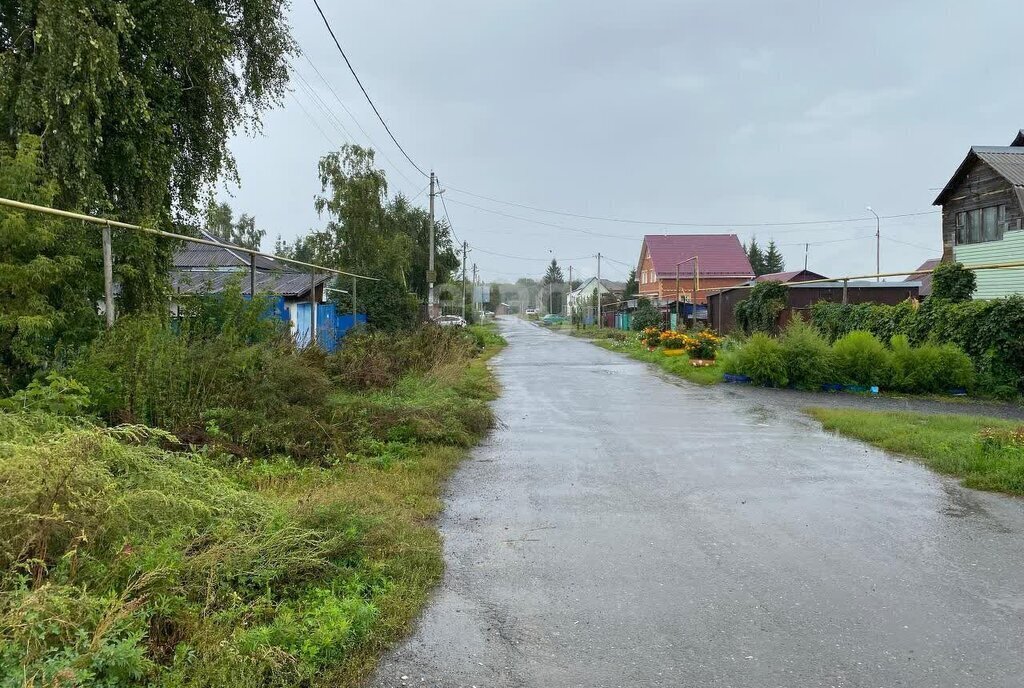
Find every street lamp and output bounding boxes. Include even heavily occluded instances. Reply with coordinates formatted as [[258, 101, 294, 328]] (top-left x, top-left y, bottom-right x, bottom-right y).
[[867, 206, 880, 282]]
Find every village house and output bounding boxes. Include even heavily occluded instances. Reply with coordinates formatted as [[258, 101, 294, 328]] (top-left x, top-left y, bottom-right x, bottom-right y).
[[933, 129, 1024, 298], [636, 234, 754, 306], [566, 277, 625, 314], [170, 230, 362, 349]]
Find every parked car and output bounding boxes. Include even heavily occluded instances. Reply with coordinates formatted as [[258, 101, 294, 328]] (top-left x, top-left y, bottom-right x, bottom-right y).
[[541, 314, 567, 325], [525, 307, 538, 315], [434, 315, 467, 328]]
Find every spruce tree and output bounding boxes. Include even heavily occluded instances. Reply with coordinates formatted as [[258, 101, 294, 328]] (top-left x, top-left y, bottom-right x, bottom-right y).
[[764, 239, 785, 274], [746, 237, 767, 276]]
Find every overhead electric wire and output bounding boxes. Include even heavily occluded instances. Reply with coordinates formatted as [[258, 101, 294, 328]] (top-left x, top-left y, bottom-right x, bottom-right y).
[[881, 235, 939, 252], [294, 44, 420, 190], [311, 0, 430, 178], [444, 184, 939, 228], [287, 91, 335, 147]]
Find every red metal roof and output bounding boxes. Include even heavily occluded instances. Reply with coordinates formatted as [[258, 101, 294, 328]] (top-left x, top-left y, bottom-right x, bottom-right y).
[[641, 234, 754, 277]]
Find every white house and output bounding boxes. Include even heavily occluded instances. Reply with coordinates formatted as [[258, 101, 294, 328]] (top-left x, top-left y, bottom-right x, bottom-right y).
[[566, 277, 624, 314]]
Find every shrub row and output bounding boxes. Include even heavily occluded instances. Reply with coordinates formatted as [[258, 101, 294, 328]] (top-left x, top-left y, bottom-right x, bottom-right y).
[[723, 318, 976, 393], [811, 296, 1024, 397]]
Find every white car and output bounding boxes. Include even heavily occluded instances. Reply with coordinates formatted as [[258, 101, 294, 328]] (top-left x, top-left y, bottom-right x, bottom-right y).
[[525, 307, 538, 315], [434, 315, 467, 328]]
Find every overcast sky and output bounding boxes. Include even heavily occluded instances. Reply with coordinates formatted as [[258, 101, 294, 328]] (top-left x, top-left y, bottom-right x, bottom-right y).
[[221, 0, 1023, 284]]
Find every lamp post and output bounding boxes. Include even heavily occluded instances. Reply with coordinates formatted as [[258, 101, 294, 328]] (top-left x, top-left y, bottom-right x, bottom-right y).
[[867, 206, 880, 282]]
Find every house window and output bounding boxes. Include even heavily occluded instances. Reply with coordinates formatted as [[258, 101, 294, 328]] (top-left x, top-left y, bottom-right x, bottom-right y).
[[956, 205, 1006, 245]]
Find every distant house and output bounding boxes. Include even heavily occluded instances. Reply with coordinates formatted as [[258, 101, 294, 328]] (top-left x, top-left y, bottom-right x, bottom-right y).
[[750, 269, 828, 284], [933, 129, 1024, 298], [636, 234, 754, 306], [566, 277, 625, 313], [171, 230, 338, 344], [904, 258, 940, 298]]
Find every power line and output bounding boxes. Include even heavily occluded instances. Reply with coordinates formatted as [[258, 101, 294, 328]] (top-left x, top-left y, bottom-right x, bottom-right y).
[[294, 44, 420, 190], [881, 235, 939, 252], [444, 184, 939, 228], [434, 177, 461, 246], [311, 0, 429, 178]]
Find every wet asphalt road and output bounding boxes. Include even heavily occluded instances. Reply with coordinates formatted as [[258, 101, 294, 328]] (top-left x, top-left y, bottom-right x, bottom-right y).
[[369, 317, 1024, 688]]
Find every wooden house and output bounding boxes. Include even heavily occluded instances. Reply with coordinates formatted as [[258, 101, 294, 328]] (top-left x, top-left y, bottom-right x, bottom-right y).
[[933, 129, 1024, 298], [636, 234, 754, 306]]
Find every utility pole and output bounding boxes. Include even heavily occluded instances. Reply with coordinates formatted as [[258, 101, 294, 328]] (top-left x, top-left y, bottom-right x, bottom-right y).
[[596, 252, 602, 329], [472, 263, 478, 316], [461, 240, 468, 320], [428, 171, 436, 317], [691, 255, 699, 330], [804, 243, 809, 271], [568, 265, 573, 323], [102, 222, 114, 328], [867, 206, 880, 282]]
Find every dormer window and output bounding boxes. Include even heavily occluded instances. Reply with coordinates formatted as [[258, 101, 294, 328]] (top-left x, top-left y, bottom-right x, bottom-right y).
[[955, 205, 1006, 245]]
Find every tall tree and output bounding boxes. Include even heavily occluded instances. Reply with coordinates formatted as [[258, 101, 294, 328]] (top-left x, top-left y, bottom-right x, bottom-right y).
[[488, 284, 501, 310], [0, 137, 100, 393], [623, 268, 638, 298], [745, 237, 767, 276], [763, 239, 785, 274], [543, 259, 565, 285], [1, 0, 294, 310], [205, 201, 265, 250]]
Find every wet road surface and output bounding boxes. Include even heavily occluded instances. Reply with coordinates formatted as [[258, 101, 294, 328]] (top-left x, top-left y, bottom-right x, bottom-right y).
[[370, 317, 1024, 688]]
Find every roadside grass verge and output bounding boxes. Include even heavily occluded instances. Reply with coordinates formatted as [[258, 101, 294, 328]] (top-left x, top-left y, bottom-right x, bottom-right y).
[[0, 328, 504, 687], [590, 337, 723, 385], [807, 408, 1024, 495]]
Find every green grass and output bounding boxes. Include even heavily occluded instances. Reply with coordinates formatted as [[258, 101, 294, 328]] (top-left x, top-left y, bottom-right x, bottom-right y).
[[0, 341, 504, 687], [590, 338, 724, 385], [807, 408, 1024, 495]]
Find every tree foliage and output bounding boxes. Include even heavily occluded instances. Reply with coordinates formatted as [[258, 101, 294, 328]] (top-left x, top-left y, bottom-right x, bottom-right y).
[[0, 136, 101, 393], [284, 145, 458, 330], [930, 261, 976, 302], [745, 237, 767, 276], [0, 0, 294, 219], [205, 201, 265, 250], [734, 281, 788, 334], [623, 268, 638, 298], [630, 297, 662, 331], [763, 239, 785, 274], [543, 258, 565, 285], [488, 284, 501, 310]]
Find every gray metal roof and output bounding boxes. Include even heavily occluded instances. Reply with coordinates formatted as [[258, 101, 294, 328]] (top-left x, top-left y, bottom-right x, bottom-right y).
[[173, 229, 280, 270], [171, 269, 331, 297], [972, 147, 1024, 187], [934, 141, 1024, 205]]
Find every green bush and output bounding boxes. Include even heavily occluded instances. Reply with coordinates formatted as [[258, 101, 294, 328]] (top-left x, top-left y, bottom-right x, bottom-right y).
[[630, 298, 661, 331], [733, 332, 788, 386], [930, 261, 976, 302], [810, 295, 1024, 396], [734, 281, 788, 334], [890, 335, 975, 393], [778, 318, 834, 389], [832, 331, 891, 387]]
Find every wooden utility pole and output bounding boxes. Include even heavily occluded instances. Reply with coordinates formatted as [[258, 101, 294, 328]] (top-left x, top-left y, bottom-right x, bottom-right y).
[[352, 275, 357, 324], [567, 264, 573, 323], [596, 253, 602, 328], [462, 241, 468, 320], [249, 252, 257, 297], [691, 255, 700, 330], [472, 263, 478, 316], [102, 222, 114, 328], [428, 171, 436, 317]]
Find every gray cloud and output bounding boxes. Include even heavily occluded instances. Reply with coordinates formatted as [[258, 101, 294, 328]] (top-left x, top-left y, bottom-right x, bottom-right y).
[[222, 0, 1023, 283]]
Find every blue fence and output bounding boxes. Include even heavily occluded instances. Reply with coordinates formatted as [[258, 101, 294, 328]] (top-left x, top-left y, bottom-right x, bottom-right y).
[[293, 302, 366, 352]]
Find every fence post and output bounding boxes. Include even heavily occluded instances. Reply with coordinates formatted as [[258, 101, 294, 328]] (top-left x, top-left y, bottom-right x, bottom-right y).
[[352, 275, 357, 325], [102, 222, 115, 328], [310, 270, 317, 346]]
